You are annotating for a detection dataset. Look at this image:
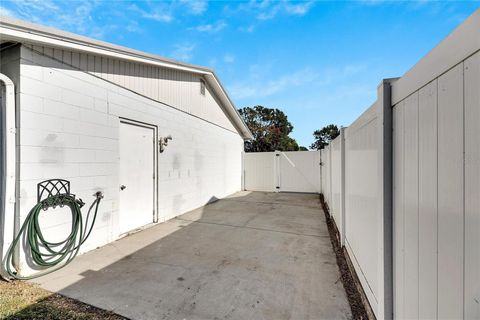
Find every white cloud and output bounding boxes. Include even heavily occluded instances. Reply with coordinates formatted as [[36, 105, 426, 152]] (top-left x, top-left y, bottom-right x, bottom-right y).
[[310, 63, 368, 87], [171, 43, 195, 62], [143, 12, 173, 22], [2, 0, 116, 38], [239, 25, 255, 33], [88, 24, 120, 40], [3, 0, 60, 23], [228, 62, 368, 101], [0, 6, 14, 16], [208, 58, 218, 67], [229, 68, 318, 99], [128, 4, 173, 23], [239, 0, 315, 21], [194, 20, 226, 33], [223, 54, 235, 63], [11, 0, 59, 12], [283, 1, 314, 16], [357, 0, 386, 6], [179, 0, 207, 15], [342, 64, 367, 75], [256, 6, 280, 20], [56, 2, 95, 34], [230, 85, 258, 100], [125, 20, 142, 33]]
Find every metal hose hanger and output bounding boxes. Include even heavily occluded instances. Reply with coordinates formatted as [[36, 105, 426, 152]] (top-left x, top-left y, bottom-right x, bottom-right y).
[[2, 179, 103, 280]]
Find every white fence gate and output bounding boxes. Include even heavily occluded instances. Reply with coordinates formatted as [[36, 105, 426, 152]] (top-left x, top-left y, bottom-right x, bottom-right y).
[[243, 151, 321, 193]]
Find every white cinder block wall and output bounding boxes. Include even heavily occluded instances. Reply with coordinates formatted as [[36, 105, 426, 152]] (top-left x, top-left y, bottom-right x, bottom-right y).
[[14, 45, 244, 275]]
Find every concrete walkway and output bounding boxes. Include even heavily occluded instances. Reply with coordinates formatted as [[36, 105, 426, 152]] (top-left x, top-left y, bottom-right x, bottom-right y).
[[34, 191, 351, 320]]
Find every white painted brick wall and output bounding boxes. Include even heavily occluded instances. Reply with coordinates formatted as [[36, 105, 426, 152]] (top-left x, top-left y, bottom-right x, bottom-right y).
[[16, 46, 244, 276]]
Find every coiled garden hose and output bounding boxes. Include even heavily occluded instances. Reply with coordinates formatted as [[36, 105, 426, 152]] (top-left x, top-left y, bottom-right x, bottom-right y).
[[2, 191, 103, 280]]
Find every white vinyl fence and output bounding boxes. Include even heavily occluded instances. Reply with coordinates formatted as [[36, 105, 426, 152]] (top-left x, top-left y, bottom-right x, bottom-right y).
[[329, 135, 344, 240], [392, 47, 479, 320], [321, 10, 479, 320], [243, 152, 276, 192], [345, 104, 379, 312], [320, 147, 332, 205], [243, 151, 320, 193]]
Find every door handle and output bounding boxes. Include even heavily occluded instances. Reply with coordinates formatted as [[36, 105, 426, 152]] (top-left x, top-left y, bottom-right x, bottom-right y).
[[120, 185, 126, 191]]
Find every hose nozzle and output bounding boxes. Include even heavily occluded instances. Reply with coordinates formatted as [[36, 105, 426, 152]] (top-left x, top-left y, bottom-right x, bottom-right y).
[[94, 191, 104, 199]]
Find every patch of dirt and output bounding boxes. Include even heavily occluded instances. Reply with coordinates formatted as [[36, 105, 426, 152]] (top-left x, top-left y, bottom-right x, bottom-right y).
[[0, 279, 128, 320], [319, 194, 371, 320]]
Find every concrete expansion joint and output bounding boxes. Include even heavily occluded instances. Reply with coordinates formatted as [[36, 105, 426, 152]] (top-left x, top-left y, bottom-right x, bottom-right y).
[[223, 198, 323, 209], [175, 217, 330, 239]]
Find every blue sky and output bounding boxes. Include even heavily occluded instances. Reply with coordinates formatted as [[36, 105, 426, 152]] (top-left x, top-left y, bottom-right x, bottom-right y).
[[1, 1, 478, 147]]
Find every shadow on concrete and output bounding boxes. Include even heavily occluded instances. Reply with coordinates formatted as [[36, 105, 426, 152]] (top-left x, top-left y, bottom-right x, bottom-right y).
[[26, 191, 351, 320]]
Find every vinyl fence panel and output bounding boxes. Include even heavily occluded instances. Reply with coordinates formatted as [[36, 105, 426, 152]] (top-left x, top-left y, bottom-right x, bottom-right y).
[[330, 137, 342, 222], [321, 146, 332, 207], [243, 151, 320, 193], [344, 103, 379, 314], [278, 151, 320, 193], [417, 80, 438, 320], [464, 50, 480, 320], [393, 50, 479, 320], [243, 152, 276, 192]]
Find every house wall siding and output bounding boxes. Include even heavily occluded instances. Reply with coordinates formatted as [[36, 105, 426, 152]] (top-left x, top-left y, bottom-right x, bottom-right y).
[[23, 44, 238, 133], [15, 45, 244, 275]]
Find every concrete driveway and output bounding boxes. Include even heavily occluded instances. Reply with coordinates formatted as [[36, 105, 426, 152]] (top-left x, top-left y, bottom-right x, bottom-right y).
[[34, 191, 351, 320]]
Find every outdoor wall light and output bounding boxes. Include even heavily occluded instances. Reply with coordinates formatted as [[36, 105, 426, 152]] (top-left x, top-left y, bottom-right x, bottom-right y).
[[159, 135, 173, 153]]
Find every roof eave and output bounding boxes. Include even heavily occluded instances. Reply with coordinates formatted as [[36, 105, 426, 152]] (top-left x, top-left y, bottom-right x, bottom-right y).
[[0, 15, 253, 140]]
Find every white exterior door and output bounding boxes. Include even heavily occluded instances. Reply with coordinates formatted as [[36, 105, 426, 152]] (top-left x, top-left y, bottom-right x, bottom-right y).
[[119, 121, 156, 235]]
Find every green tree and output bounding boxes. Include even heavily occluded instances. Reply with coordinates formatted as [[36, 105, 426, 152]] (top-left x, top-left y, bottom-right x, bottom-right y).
[[238, 105, 300, 152], [299, 146, 308, 151], [310, 124, 340, 150]]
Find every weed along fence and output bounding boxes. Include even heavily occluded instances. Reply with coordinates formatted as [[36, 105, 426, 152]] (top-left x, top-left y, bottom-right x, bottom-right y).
[[321, 10, 479, 320]]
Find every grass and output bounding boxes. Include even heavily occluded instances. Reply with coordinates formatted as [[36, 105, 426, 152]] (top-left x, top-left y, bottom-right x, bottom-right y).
[[0, 280, 127, 320]]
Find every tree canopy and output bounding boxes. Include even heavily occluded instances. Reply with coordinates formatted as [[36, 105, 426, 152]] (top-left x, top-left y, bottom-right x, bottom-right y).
[[310, 124, 340, 150], [238, 105, 300, 152]]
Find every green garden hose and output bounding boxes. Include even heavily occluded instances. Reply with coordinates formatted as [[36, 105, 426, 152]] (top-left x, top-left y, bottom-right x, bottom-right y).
[[2, 192, 103, 280]]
